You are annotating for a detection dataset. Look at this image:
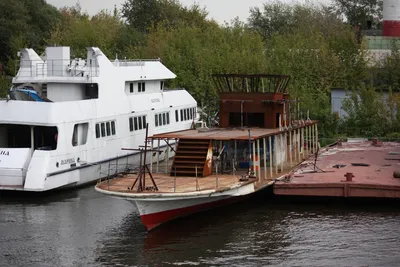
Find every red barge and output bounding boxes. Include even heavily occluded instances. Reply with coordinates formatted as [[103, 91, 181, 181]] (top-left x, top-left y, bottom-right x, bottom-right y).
[[95, 74, 319, 230]]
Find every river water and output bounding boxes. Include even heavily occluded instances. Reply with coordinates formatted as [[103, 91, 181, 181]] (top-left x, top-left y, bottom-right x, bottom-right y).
[[1, 186, 400, 267]]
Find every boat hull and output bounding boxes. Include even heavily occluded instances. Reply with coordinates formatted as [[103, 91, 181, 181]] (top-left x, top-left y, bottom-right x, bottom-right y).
[[136, 195, 238, 230], [119, 182, 257, 230]]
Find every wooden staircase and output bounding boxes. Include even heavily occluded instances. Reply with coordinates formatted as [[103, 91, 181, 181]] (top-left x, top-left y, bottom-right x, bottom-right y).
[[170, 139, 212, 177]]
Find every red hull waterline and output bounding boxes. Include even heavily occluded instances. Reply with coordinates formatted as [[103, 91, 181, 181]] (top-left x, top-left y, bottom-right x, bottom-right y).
[[140, 196, 245, 231]]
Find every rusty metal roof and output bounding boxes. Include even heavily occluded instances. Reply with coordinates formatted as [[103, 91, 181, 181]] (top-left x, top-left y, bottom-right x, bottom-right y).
[[149, 123, 316, 141]]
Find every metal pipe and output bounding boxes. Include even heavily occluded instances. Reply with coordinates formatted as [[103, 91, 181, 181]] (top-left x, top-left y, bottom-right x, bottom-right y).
[[30, 126, 34, 156], [150, 139, 153, 173], [166, 139, 169, 174], [156, 139, 160, 173], [280, 134, 284, 172], [257, 139, 260, 181], [289, 130, 292, 167], [269, 136, 273, 178], [263, 137, 267, 180], [275, 135, 278, 174]]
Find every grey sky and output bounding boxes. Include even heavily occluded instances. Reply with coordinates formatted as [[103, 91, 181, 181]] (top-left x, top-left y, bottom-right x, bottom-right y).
[[46, 0, 327, 24]]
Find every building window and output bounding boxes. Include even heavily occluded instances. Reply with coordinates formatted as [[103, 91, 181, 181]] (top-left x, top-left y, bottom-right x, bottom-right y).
[[72, 123, 89, 146], [130, 83, 134, 93], [138, 82, 145, 92]]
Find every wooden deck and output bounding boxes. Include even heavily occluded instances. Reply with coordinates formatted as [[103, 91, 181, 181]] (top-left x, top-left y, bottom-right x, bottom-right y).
[[149, 123, 317, 141], [96, 166, 289, 195]]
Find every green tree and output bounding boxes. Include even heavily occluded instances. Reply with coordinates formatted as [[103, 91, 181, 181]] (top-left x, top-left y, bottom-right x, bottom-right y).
[[330, 0, 382, 29], [121, 0, 208, 32]]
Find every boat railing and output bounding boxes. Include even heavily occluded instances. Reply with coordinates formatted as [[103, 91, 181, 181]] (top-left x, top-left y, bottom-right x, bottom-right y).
[[113, 58, 160, 67], [15, 59, 100, 78]]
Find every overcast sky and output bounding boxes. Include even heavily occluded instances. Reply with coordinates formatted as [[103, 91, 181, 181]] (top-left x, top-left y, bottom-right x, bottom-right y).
[[46, 0, 329, 24]]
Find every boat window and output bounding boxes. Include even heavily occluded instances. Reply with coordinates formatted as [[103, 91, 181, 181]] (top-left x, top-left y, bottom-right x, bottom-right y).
[[143, 116, 147, 129], [167, 113, 170, 124], [130, 83, 134, 93], [175, 110, 179, 122], [72, 123, 89, 146], [0, 124, 58, 150], [138, 82, 146, 92], [155, 114, 159, 127], [106, 122, 111, 136], [160, 81, 164, 90], [101, 123, 105, 137], [184, 109, 187, 121], [129, 118, 133, 131], [155, 112, 170, 127], [111, 121, 116, 135], [134, 117, 138, 130], [180, 110, 183, 121], [138, 116, 143, 130], [159, 114, 162, 125], [162, 113, 166, 125], [95, 124, 100, 138]]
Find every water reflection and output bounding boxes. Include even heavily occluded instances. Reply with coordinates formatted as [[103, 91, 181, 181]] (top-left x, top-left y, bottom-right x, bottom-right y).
[[2, 187, 400, 267]]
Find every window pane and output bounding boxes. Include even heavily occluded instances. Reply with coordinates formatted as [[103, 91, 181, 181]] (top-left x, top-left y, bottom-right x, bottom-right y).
[[72, 125, 78, 146], [180, 110, 183, 121], [184, 109, 187, 121], [130, 83, 133, 93], [155, 114, 158, 127], [129, 118, 133, 131], [190, 108, 193, 119], [95, 124, 100, 138], [143, 116, 147, 129], [111, 121, 116, 135], [160, 81, 164, 90], [167, 112, 170, 124], [134, 117, 138, 130], [142, 82, 145, 92], [163, 113, 166, 125], [138, 83, 141, 92], [106, 122, 111, 136], [138, 116, 142, 130], [101, 123, 105, 137], [175, 110, 179, 122], [159, 114, 162, 125]]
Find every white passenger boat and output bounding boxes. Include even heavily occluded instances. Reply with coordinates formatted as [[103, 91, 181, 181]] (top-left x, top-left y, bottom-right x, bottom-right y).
[[0, 46, 197, 191]]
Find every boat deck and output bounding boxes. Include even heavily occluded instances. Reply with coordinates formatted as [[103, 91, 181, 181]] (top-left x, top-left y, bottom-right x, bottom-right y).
[[95, 166, 289, 196], [149, 123, 316, 141], [274, 140, 400, 198]]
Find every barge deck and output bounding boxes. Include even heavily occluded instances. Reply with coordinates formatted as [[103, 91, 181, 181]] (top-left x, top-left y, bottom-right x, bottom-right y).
[[274, 139, 400, 199]]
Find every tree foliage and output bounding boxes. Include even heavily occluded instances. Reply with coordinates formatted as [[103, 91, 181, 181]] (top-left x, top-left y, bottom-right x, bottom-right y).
[[121, 0, 209, 32], [330, 0, 382, 29], [0, 0, 61, 70], [1, 0, 399, 138]]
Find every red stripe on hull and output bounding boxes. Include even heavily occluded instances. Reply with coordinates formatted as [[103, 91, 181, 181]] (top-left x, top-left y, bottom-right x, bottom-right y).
[[383, 20, 400, 37], [140, 196, 244, 231]]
